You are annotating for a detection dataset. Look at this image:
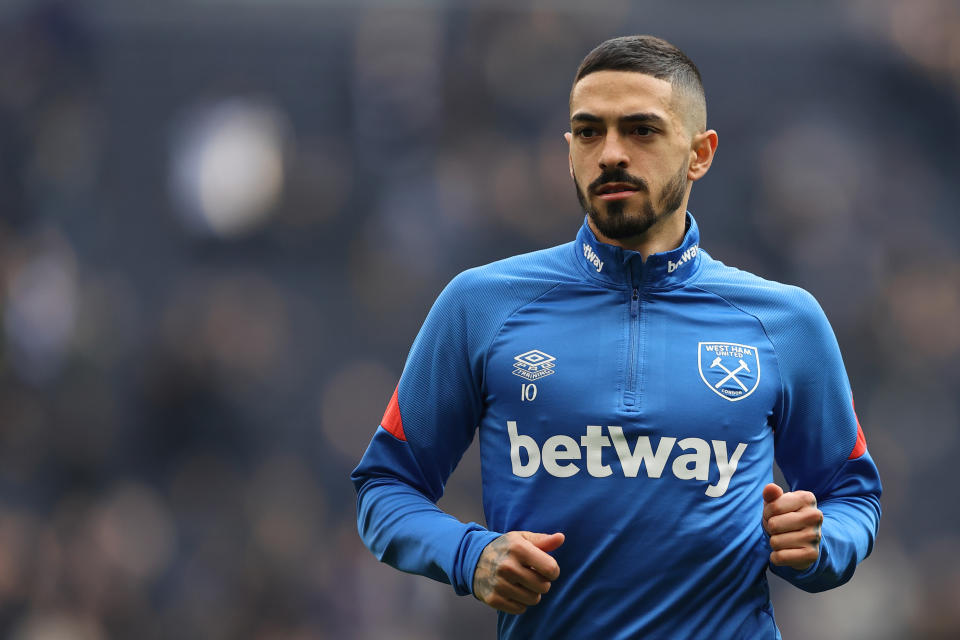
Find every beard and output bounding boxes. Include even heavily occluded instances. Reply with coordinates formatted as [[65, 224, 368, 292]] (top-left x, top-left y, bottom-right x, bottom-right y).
[[574, 162, 688, 240]]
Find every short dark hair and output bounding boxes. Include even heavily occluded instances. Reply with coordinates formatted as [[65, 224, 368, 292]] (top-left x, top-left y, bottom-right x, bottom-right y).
[[573, 35, 706, 131]]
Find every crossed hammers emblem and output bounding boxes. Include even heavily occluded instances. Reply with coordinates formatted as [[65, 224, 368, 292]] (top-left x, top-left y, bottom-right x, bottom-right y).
[[709, 356, 750, 391]]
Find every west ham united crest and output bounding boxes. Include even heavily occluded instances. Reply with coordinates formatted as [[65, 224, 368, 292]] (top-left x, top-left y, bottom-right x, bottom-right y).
[[698, 342, 760, 402]]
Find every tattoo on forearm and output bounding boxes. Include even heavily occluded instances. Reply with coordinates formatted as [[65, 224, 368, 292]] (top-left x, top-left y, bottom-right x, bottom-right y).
[[475, 536, 512, 598]]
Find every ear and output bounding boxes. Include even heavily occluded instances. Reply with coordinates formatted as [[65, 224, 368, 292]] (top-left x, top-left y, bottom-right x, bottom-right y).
[[688, 129, 718, 182], [564, 131, 574, 179]]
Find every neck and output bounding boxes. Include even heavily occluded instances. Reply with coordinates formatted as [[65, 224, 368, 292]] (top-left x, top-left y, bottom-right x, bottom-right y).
[[587, 207, 687, 261]]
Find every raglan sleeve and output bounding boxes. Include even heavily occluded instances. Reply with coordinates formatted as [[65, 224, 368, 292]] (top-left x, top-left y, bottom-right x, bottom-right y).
[[767, 287, 882, 592], [350, 270, 502, 596]]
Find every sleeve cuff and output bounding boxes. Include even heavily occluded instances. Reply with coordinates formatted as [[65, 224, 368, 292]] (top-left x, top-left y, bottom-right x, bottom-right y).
[[770, 549, 823, 583], [452, 525, 503, 596]]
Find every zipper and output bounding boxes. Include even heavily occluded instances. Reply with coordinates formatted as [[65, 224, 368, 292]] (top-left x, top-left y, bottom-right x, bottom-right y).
[[624, 287, 640, 407]]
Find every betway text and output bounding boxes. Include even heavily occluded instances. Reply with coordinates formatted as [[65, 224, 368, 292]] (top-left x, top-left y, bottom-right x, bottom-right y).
[[508, 421, 747, 498]]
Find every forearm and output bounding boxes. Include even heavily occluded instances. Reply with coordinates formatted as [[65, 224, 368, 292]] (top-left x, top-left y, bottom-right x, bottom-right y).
[[356, 477, 501, 595]]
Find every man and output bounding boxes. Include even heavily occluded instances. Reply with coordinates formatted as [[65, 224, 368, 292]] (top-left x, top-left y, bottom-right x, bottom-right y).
[[351, 35, 881, 639]]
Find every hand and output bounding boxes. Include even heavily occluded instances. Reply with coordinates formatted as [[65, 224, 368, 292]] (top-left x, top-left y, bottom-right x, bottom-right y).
[[762, 483, 823, 571], [472, 531, 564, 615]]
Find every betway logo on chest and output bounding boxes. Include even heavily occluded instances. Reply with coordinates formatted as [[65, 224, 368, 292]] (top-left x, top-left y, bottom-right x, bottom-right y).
[[667, 244, 698, 273], [582, 243, 604, 272], [508, 421, 746, 498]]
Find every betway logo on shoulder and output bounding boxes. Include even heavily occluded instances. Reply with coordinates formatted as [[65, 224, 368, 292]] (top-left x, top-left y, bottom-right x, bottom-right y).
[[667, 244, 698, 273], [582, 243, 604, 272], [507, 421, 746, 498]]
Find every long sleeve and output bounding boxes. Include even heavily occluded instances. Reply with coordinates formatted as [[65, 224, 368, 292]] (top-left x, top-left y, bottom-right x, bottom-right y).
[[353, 431, 501, 595], [350, 267, 560, 595], [766, 287, 882, 592]]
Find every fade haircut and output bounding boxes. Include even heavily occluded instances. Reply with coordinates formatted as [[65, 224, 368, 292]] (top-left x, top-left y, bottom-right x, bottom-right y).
[[572, 35, 707, 133]]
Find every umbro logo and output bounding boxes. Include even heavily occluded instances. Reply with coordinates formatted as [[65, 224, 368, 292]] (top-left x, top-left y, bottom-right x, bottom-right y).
[[512, 350, 557, 381]]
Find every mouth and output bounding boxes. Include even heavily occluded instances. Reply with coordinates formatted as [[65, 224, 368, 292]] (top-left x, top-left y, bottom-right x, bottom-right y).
[[593, 182, 642, 201]]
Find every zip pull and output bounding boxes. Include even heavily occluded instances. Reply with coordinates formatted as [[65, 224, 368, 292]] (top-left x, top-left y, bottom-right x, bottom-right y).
[[631, 288, 639, 317], [632, 288, 639, 302]]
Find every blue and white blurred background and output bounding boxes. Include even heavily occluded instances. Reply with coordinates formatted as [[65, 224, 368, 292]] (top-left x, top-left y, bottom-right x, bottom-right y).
[[0, 1, 958, 638]]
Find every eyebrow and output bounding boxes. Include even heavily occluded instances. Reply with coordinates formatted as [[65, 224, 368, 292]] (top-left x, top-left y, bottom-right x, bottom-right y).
[[570, 112, 668, 128]]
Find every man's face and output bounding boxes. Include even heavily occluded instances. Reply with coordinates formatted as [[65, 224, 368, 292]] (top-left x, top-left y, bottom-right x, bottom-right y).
[[566, 70, 695, 241]]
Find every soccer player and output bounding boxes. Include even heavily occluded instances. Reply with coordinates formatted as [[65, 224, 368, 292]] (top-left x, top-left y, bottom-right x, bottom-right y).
[[351, 35, 881, 639]]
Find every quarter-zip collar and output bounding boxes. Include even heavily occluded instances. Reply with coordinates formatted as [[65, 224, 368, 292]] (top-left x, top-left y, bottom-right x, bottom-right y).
[[574, 212, 702, 290]]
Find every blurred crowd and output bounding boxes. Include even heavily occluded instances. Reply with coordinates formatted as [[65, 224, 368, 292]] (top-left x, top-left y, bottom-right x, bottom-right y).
[[0, 1, 958, 638]]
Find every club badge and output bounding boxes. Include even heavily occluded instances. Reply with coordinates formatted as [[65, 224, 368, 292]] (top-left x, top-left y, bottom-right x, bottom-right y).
[[698, 342, 760, 402]]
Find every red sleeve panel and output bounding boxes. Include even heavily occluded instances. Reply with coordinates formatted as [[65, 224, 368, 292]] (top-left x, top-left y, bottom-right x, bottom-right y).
[[381, 384, 406, 441], [849, 399, 867, 460]]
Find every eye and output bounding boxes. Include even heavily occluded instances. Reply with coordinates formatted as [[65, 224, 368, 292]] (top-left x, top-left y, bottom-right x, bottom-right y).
[[631, 126, 653, 136], [575, 127, 599, 139]]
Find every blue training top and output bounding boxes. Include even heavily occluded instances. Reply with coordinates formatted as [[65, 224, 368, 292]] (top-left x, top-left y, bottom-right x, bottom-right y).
[[351, 213, 882, 640]]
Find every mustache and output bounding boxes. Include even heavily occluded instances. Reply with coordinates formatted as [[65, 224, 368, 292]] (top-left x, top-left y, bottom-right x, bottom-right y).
[[588, 169, 648, 194]]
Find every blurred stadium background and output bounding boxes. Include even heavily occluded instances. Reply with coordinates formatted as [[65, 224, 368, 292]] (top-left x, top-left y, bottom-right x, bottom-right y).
[[0, 0, 958, 638]]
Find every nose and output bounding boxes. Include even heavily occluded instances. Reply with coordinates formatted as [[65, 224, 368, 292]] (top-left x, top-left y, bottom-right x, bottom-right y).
[[599, 132, 629, 170]]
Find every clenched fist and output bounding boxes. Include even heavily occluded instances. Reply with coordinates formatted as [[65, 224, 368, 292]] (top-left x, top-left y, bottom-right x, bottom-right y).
[[762, 483, 823, 571], [472, 531, 565, 615]]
